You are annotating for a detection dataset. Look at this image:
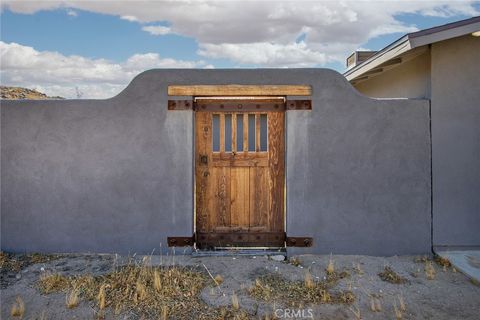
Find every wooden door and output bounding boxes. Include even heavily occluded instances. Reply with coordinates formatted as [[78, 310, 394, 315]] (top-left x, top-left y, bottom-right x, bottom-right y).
[[195, 99, 285, 248]]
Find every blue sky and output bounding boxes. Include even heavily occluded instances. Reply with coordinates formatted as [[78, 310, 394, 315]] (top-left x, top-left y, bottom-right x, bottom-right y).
[[1, 1, 479, 98]]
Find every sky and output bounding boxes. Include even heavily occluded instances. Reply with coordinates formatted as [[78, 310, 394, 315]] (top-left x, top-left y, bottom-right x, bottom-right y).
[[1, 0, 479, 99]]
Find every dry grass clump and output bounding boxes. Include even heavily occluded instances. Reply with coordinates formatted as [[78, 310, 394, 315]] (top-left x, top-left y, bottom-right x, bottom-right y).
[[414, 255, 430, 263], [231, 293, 240, 310], [1, 251, 59, 273], [39, 273, 71, 294], [249, 272, 354, 307], [425, 261, 436, 280], [393, 295, 406, 319], [434, 255, 451, 268], [398, 295, 406, 312], [378, 266, 407, 284], [289, 257, 302, 267], [214, 274, 224, 286], [393, 301, 403, 319], [304, 272, 314, 289], [10, 296, 25, 317], [37, 261, 244, 319], [370, 297, 382, 312], [1, 251, 22, 273], [66, 289, 80, 309], [353, 262, 364, 275], [326, 255, 335, 275]]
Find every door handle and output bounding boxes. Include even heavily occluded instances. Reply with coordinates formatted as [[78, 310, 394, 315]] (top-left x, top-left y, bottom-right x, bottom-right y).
[[200, 155, 208, 164]]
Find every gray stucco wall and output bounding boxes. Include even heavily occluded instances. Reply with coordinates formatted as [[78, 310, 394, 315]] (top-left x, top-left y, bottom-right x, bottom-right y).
[[286, 84, 431, 256], [1, 69, 431, 255], [431, 35, 480, 248]]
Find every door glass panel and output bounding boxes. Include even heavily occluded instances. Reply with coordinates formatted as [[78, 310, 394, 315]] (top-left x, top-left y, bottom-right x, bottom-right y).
[[260, 114, 268, 151], [212, 114, 220, 152], [248, 114, 256, 151], [225, 114, 232, 152], [236, 114, 243, 152]]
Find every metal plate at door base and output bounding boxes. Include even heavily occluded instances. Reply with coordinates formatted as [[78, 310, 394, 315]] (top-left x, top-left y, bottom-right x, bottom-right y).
[[167, 236, 195, 247], [286, 237, 313, 247]]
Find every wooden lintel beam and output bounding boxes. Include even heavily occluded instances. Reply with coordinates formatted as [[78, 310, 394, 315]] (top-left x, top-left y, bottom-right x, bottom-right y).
[[168, 85, 312, 96]]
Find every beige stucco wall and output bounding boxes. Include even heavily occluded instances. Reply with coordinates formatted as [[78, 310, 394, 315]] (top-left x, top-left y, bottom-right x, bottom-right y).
[[430, 34, 480, 247], [353, 51, 431, 98]]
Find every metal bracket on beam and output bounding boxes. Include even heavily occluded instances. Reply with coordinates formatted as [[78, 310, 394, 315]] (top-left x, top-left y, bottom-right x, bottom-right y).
[[167, 235, 195, 247], [286, 237, 313, 247], [168, 100, 194, 110], [286, 99, 312, 110]]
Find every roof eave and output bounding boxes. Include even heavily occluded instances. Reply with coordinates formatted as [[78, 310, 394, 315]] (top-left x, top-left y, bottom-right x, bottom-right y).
[[344, 17, 480, 82], [344, 35, 411, 81]]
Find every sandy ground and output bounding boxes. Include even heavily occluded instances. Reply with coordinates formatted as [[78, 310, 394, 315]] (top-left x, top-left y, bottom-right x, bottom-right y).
[[1, 253, 480, 319]]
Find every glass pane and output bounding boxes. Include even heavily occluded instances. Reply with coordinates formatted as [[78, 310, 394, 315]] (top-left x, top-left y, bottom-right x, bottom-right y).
[[236, 114, 243, 152], [260, 114, 268, 151], [225, 114, 232, 152], [212, 114, 220, 152], [248, 114, 256, 152]]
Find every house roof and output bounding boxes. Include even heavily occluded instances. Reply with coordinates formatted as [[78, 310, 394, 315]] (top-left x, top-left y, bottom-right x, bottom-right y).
[[344, 16, 480, 83]]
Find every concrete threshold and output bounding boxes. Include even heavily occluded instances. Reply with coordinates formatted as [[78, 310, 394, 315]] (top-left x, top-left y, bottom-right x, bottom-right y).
[[192, 247, 286, 257], [435, 249, 480, 282]]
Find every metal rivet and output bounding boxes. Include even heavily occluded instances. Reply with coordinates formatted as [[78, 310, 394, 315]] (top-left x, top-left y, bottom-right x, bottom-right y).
[[238, 104, 243, 109]]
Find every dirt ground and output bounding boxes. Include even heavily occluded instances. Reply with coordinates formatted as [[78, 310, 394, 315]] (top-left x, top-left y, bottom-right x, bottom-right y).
[[1, 252, 479, 319]]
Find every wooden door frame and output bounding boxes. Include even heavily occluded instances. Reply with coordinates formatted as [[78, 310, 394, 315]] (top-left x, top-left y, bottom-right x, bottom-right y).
[[193, 97, 287, 248]]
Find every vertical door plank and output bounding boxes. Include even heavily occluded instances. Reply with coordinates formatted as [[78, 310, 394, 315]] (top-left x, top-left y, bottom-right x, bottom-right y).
[[195, 112, 213, 232], [211, 166, 231, 228], [268, 112, 285, 233], [249, 166, 269, 230], [230, 167, 250, 229]]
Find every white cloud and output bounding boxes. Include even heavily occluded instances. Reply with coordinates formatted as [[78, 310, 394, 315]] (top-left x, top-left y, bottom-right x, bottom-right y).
[[2, 0, 478, 68], [66, 9, 77, 17], [198, 41, 328, 67], [120, 15, 138, 22], [0, 41, 208, 99], [142, 25, 172, 36]]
